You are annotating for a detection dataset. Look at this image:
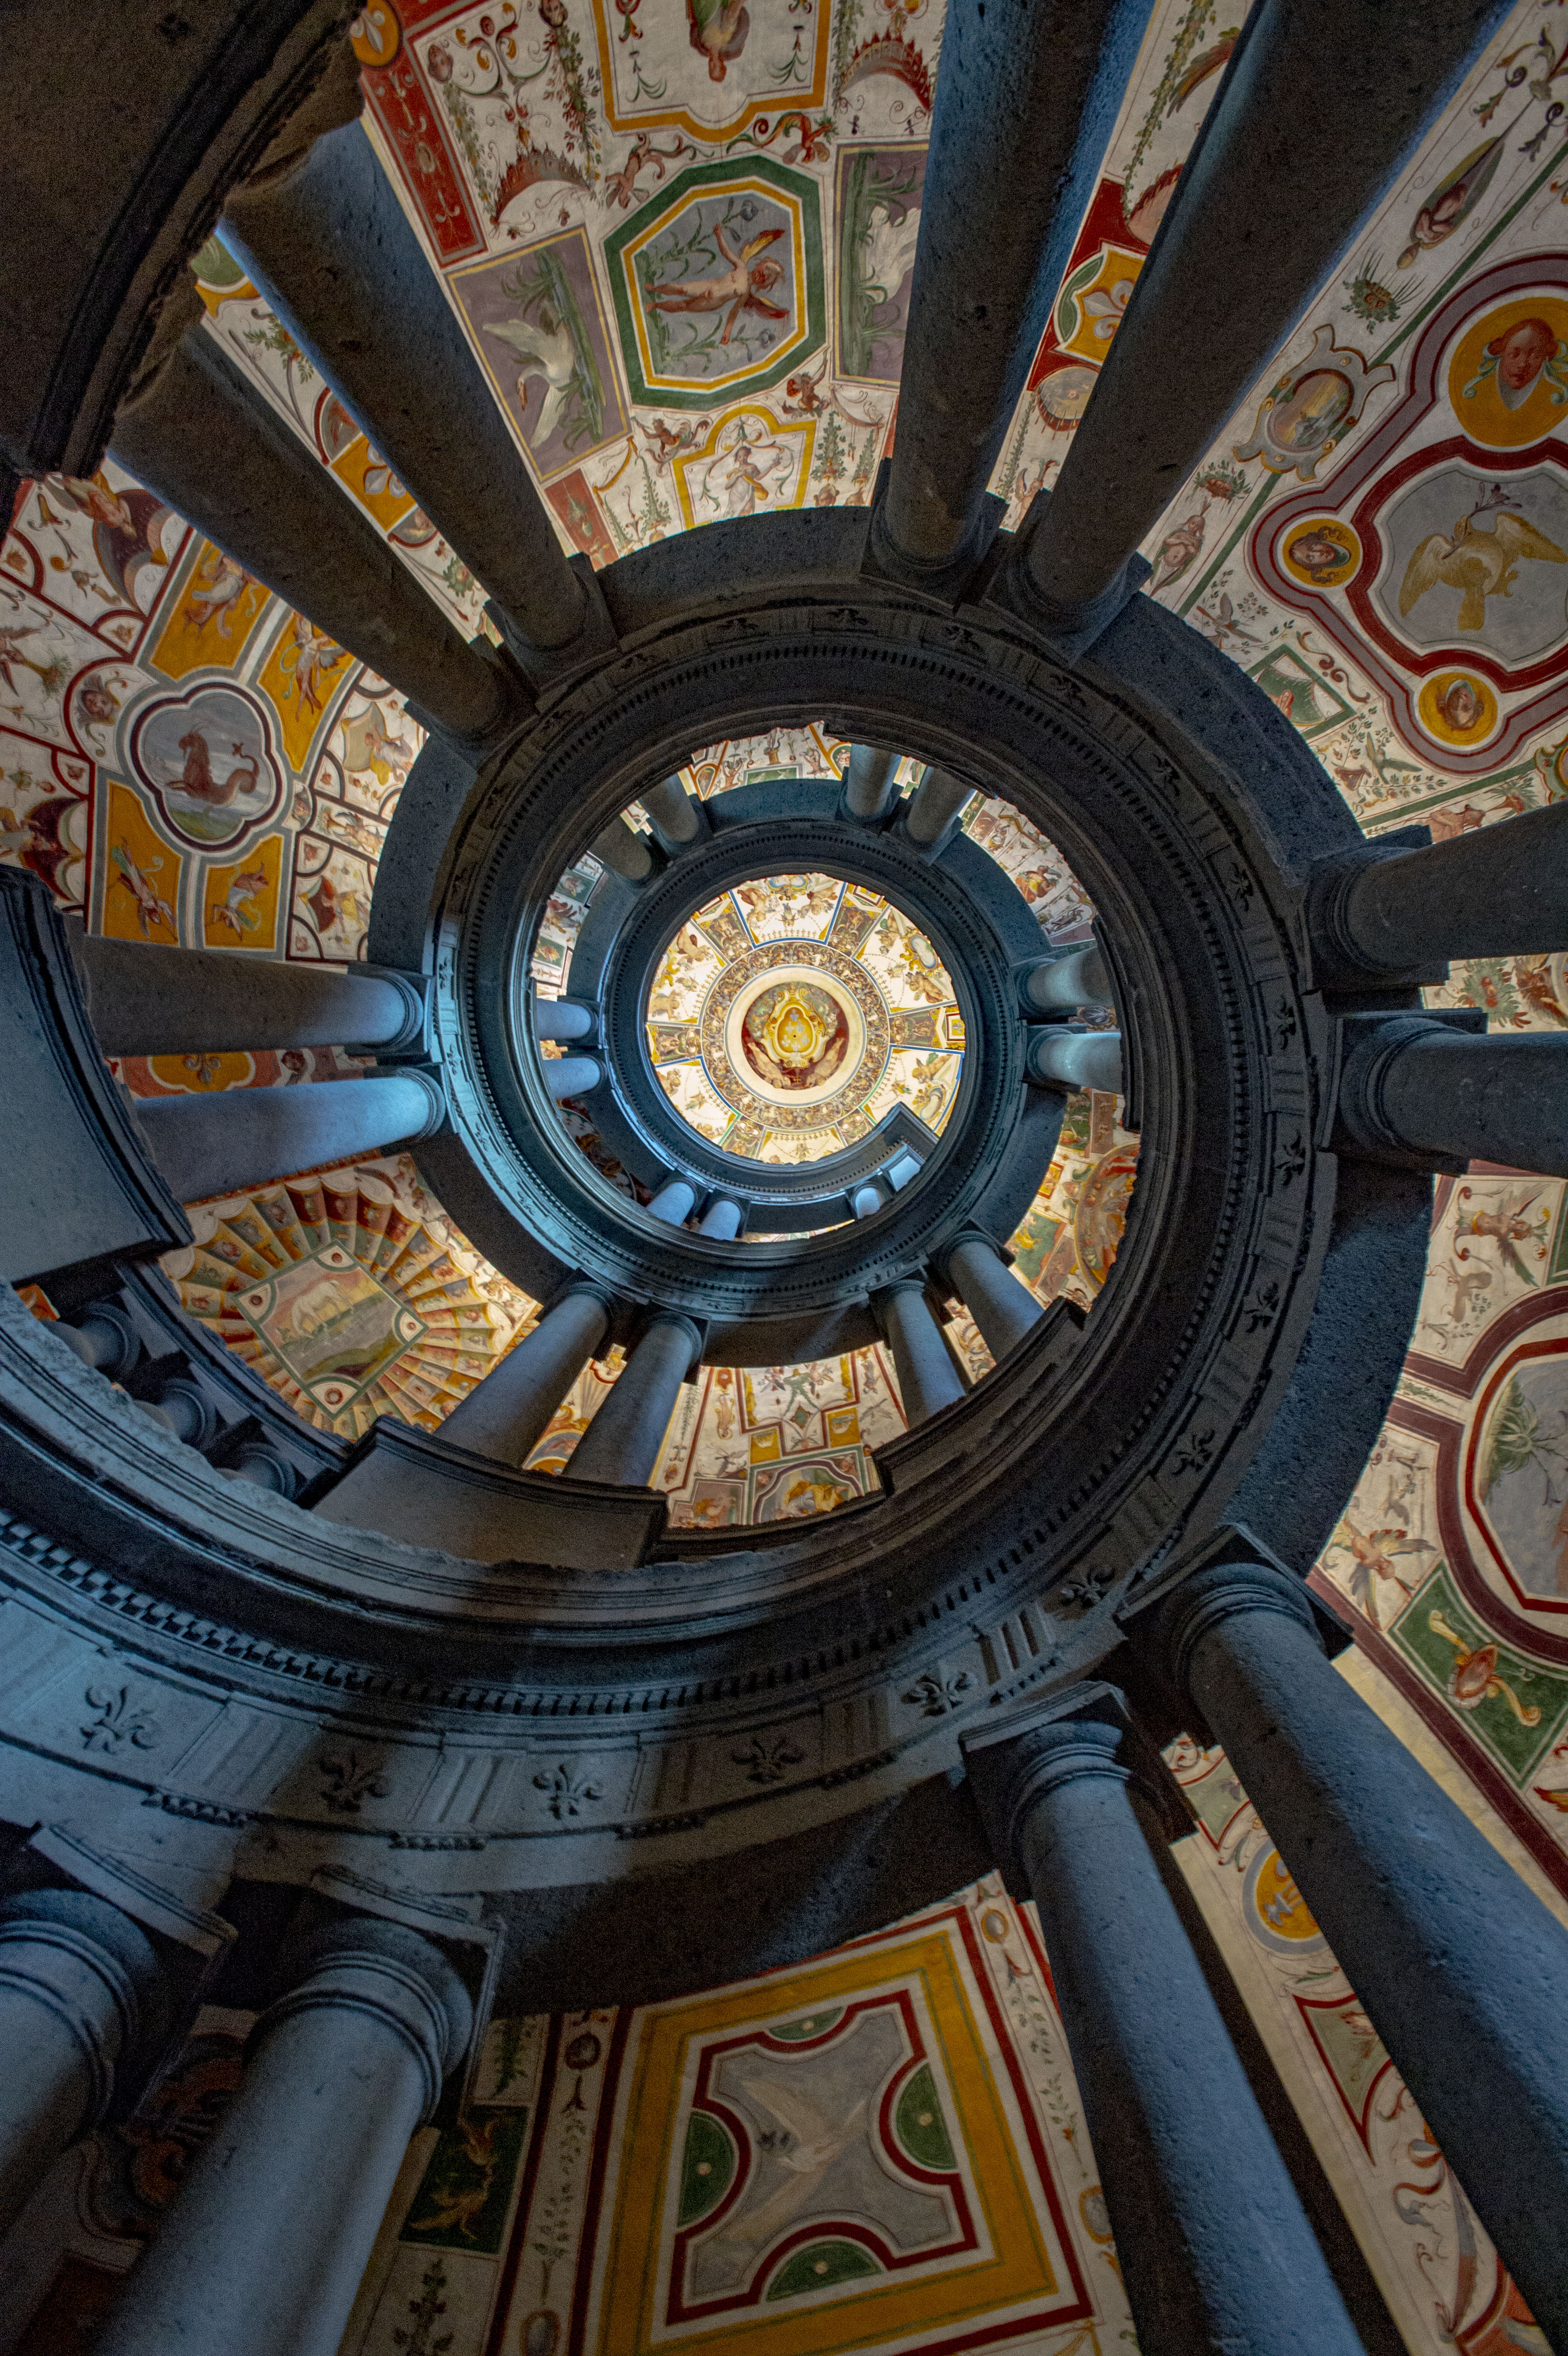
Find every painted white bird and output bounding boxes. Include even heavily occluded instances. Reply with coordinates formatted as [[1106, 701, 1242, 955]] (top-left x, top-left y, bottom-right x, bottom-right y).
[[485, 311, 578, 443], [860, 201, 921, 306]]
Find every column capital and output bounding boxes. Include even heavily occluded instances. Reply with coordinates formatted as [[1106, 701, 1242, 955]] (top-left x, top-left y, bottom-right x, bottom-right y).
[[1153, 1558, 1323, 1704], [0, 1890, 166, 2126], [258, 1920, 473, 2125], [962, 1683, 1187, 1886]]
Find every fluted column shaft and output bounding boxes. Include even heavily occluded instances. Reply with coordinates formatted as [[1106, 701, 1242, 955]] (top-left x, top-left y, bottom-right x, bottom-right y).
[[905, 767, 970, 847], [944, 1233, 1042, 1359], [0, 1892, 165, 2241], [1024, 1029, 1122, 1093], [110, 290, 513, 749], [566, 1313, 700, 1487], [1156, 1561, 1568, 2349], [222, 103, 587, 655], [875, 1279, 965, 1421], [134, 1069, 445, 1202], [1319, 803, 1568, 975], [1015, 0, 1513, 624], [99, 1921, 472, 2356], [437, 1285, 610, 1465], [843, 744, 901, 823], [1338, 1017, 1568, 1175], [880, 0, 1157, 575], [73, 932, 416, 1057], [963, 1710, 1362, 2356], [1019, 946, 1112, 1016]]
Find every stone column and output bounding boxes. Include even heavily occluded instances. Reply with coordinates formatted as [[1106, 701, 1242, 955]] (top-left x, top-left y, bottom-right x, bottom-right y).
[[72, 932, 419, 1058], [98, 1920, 472, 2356], [110, 285, 514, 751], [1018, 946, 1112, 1016], [877, 0, 1156, 586], [961, 1701, 1364, 2356], [0, 1891, 166, 2242], [133, 1069, 445, 1203], [566, 1313, 701, 1487], [592, 818, 655, 883], [221, 74, 588, 659], [942, 1232, 1043, 1359], [1315, 804, 1568, 974], [648, 1178, 696, 1226], [842, 744, 902, 823], [640, 776, 703, 844], [544, 1055, 601, 1101], [905, 767, 970, 847], [1008, 0, 1513, 636], [1024, 1029, 1122, 1093], [697, 1196, 744, 1239], [1151, 1559, 1568, 2352], [875, 1279, 966, 1421], [437, 1285, 610, 1465], [534, 1000, 595, 1045], [1338, 1015, 1568, 1175]]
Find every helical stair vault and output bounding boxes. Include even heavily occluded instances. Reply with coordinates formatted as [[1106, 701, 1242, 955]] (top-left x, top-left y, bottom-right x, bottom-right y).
[[4, 1, 1568, 2353]]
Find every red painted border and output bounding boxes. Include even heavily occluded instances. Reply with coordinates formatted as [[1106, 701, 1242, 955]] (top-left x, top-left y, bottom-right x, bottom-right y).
[[1308, 1565, 1568, 1902]]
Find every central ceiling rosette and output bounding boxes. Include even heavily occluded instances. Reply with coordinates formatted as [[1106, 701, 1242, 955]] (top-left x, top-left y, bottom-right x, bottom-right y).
[[643, 872, 964, 1165]]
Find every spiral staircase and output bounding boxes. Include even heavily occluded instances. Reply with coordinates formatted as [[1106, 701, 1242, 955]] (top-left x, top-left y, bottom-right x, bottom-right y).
[[4, 2, 1568, 2352]]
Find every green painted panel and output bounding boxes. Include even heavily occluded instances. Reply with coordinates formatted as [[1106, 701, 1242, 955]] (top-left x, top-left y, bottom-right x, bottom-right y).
[[1389, 1564, 1568, 1781], [678, 2108, 737, 2226], [894, 2062, 957, 2171], [401, 2106, 530, 2254], [765, 2238, 882, 2301]]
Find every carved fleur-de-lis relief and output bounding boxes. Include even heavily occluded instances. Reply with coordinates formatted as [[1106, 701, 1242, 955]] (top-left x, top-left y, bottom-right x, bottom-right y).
[[1056, 1566, 1119, 1611], [732, 1734, 806, 1784], [81, 1684, 159, 1754], [1242, 1279, 1282, 1335], [319, 1752, 391, 1815], [533, 1762, 605, 1820], [1273, 1132, 1308, 1190], [903, 1669, 974, 1718]]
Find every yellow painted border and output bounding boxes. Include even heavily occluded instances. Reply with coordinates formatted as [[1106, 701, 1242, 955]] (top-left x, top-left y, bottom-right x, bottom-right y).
[[671, 407, 816, 530], [620, 180, 811, 398], [589, 16, 830, 145], [592, 1929, 1066, 2356]]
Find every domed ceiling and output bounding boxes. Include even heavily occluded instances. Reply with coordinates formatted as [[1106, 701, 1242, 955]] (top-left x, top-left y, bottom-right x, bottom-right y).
[[5, 0, 1568, 1896], [644, 873, 962, 1167]]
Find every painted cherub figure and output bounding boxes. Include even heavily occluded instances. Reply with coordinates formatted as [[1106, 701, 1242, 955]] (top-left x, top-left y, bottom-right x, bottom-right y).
[[645, 222, 787, 346]]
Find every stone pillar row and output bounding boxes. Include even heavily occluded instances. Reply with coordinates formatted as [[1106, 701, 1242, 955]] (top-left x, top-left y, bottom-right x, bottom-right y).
[[9, 1568, 1568, 2356], [1137, 1560, 1568, 2353], [965, 1707, 1366, 2356], [878, 0, 1514, 635], [133, 1068, 446, 1206], [98, 1920, 472, 2356]]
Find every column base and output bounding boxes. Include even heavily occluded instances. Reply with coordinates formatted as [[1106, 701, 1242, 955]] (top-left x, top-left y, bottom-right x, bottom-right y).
[[485, 555, 619, 697], [861, 461, 1009, 606], [985, 487, 1152, 664]]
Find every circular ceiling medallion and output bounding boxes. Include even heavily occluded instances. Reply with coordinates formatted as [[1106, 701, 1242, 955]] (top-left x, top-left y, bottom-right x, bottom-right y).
[[645, 872, 962, 1163]]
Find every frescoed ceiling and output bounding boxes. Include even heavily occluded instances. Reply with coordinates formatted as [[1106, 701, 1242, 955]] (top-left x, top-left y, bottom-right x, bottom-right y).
[[36, 1818, 1550, 2356], [642, 874, 964, 1167], [3, 0, 1568, 1885]]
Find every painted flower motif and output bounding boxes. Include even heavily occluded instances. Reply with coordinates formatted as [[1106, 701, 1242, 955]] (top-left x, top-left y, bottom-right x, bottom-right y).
[[1082, 278, 1134, 341]]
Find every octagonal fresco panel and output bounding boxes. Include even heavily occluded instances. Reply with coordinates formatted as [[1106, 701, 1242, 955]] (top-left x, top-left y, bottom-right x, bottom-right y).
[[608, 158, 825, 407]]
